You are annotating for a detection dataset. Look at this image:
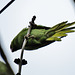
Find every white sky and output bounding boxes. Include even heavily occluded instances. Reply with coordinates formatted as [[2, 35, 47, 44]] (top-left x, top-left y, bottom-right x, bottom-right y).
[[0, 0, 75, 75]]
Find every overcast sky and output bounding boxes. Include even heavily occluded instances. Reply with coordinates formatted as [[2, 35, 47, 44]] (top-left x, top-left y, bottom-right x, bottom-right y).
[[0, 0, 75, 75]]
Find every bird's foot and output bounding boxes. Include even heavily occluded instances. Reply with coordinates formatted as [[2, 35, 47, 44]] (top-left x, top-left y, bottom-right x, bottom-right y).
[[24, 34, 35, 39], [29, 35, 35, 39]]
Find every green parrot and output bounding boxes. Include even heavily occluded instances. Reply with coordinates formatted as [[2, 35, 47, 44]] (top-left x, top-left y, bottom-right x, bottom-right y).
[[10, 21, 75, 52]]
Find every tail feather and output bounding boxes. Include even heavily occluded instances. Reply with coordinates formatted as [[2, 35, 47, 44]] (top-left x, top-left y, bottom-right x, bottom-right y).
[[46, 21, 75, 41], [51, 21, 68, 31], [56, 22, 75, 32]]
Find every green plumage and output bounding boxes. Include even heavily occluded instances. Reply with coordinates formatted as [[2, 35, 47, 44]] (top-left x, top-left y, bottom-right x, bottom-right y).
[[10, 21, 75, 52]]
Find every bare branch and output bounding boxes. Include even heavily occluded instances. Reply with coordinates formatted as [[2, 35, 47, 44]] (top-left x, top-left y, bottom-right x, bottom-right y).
[[17, 16, 36, 75]]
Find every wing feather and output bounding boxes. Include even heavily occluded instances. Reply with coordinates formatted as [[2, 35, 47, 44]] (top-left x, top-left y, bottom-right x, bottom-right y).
[[46, 21, 75, 41]]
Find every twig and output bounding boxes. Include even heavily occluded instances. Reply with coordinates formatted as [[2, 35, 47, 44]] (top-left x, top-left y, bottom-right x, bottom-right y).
[[17, 16, 36, 75]]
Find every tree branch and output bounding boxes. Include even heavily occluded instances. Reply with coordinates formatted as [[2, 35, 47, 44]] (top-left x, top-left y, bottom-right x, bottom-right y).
[[17, 16, 36, 75]]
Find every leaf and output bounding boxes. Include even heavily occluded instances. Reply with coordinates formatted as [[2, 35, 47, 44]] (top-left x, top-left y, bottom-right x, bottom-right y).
[[0, 61, 14, 75]]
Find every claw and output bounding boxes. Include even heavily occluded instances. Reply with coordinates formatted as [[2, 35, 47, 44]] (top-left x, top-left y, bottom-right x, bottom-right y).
[[30, 35, 35, 39], [24, 34, 35, 39], [24, 35, 28, 40]]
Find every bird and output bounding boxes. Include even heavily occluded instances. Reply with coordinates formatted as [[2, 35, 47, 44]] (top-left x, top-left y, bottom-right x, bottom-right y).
[[10, 21, 75, 52]]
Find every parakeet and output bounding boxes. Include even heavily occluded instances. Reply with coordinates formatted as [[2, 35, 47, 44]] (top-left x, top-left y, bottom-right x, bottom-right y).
[[10, 21, 75, 52]]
